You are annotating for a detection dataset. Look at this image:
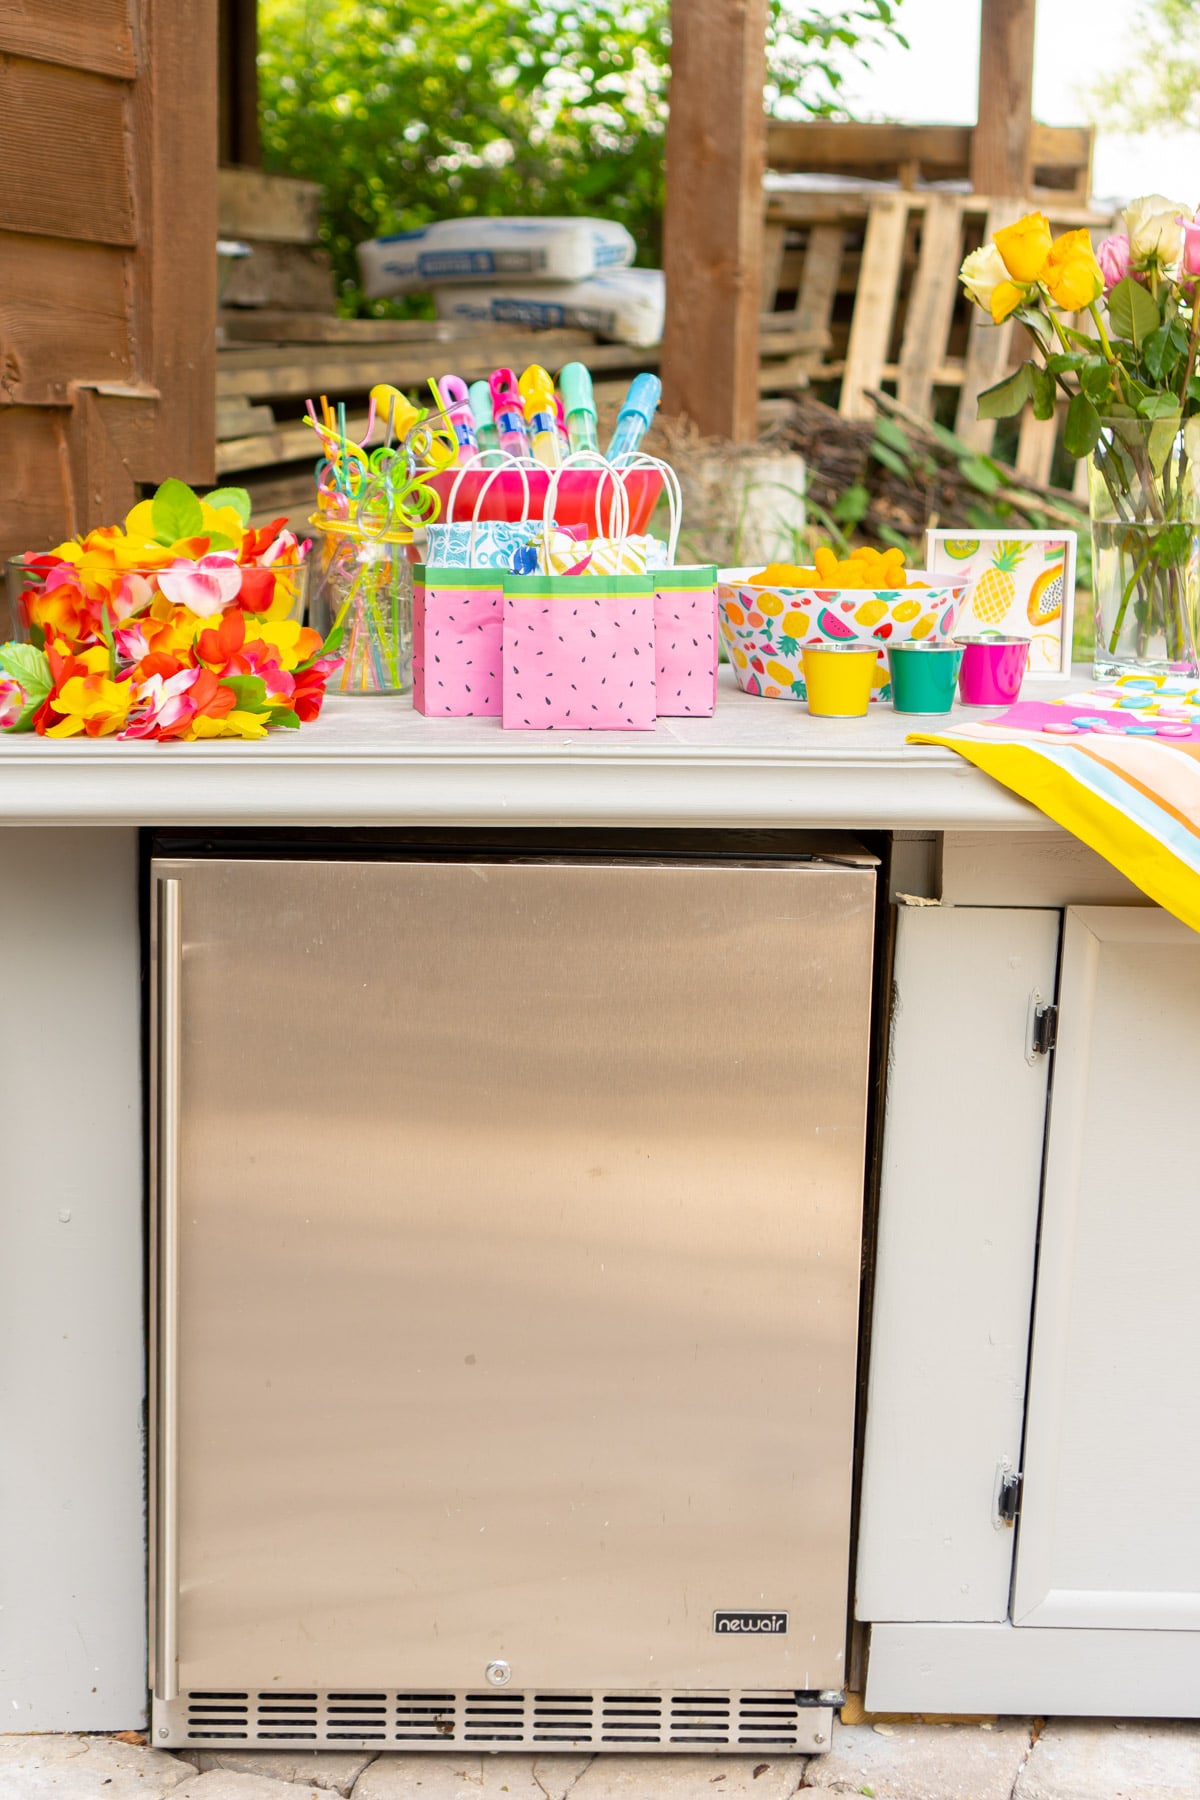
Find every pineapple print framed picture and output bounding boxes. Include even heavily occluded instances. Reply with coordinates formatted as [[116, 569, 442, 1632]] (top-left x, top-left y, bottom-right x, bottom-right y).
[[924, 530, 1076, 678]]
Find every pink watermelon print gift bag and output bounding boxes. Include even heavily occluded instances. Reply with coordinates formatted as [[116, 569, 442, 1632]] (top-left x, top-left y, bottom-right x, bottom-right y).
[[501, 573, 657, 731], [413, 567, 504, 716], [653, 565, 718, 716]]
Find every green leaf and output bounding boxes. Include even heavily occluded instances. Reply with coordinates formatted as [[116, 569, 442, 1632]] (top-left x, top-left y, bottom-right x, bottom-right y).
[[1151, 522, 1191, 568], [958, 455, 1002, 495], [319, 614, 348, 661], [270, 706, 301, 728], [1148, 410, 1181, 476], [1079, 357, 1117, 404], [1031, 365, 1056, 421], [832, 483, 870, 524], [1137, 391, 1180, 418], [1045, 352, 1088, 374], [202, 531, 239, 554], [99, 602, 117, 679], [869, 440, 908, 477], [0, 640, 52, 732], [202, 487, 252, 525], [874, 415, 911, 454], [1142, 323, 1178, 383], [1064, 392, 1103, 457], [976, 362, 1034, 421], [151, 478, 204, 545], [220, 673, 269, 713], [1106, 276, 1161, 348]]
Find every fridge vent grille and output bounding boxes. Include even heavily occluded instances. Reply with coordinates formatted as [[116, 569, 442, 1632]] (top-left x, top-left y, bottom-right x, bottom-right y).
[[177, 1689, 817, 1752]]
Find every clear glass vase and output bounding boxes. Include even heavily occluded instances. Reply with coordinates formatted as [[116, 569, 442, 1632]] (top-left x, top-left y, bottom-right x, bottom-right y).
[[309, 524, 414, 695], [1089, 419, 1200, 680]]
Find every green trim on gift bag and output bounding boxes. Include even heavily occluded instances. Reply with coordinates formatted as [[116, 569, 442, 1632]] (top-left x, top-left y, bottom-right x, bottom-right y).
[[415, 565, 505, 589], [502, 573, 653, 597], [651, 564, 717, 591]]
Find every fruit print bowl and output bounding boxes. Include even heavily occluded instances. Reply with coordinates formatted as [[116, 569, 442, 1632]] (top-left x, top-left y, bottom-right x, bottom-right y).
[[717, 572, 967, 702]]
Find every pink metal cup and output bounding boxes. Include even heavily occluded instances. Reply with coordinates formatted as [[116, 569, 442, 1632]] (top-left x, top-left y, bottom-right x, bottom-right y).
[[955, 636, 1030, 706]]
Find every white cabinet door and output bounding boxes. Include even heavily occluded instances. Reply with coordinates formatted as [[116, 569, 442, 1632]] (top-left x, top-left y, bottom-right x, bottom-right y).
[[1013, 907, 1200, 1629], [856, 904, 1059, 1623]]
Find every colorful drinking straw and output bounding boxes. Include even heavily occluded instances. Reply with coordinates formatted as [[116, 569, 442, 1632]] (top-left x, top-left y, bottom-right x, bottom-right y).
[[518, 365, 561, 469], [489, 368, 531, 458]]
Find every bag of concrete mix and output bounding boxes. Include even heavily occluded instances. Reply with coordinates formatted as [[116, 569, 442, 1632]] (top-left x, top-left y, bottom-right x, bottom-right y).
[[433, 268, 665, 349], [358, 217, 635, 299]]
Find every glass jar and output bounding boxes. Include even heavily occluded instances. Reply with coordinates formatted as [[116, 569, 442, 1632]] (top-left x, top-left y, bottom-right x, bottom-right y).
[[309, 523, 415, 695], [1089, 419, 1200, 679]]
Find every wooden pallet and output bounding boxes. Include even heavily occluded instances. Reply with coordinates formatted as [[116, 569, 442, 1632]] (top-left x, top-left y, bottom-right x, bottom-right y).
[[216, 311, 827, 521], [762, 188, 1113, 489]]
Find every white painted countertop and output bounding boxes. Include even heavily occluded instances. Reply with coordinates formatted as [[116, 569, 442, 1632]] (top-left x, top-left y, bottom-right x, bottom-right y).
[[0, 668, 1072, 830]]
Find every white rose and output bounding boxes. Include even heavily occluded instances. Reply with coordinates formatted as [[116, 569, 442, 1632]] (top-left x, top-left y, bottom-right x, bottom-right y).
[[1123, 194, 1187, 264], [959, 242, 1008, 310]]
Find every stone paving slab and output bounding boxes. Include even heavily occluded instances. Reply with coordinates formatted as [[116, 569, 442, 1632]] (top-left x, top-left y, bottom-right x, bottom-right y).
[[352, 1754, 591, 1798], [801, 1719, 1034, 1800], [0, 1736, 197, 1800], [192, 1752, 376, 1796], [1014, 1719, 1200, 1800], [173, 1774, 324, 1800], [571, 1755, 807, 1798]]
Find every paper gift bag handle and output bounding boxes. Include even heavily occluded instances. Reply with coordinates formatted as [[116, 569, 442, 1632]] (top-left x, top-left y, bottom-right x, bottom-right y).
[[444, 450, 532, 555], [617, 452, 681, 567], [541, 452, 630, 568]]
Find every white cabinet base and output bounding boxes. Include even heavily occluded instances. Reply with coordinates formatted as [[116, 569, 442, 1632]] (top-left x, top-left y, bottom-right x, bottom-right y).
[[866, 1621, 1200, 1718]]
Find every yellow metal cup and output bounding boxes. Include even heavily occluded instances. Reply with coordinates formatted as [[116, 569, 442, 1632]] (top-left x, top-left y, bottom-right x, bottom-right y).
[[801, 643, 878, 717]]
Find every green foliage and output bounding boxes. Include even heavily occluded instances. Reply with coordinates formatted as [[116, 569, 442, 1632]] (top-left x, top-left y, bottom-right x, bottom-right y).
[[1089, 0, 1200, 133], [151, 479, 205, 544], [258, 1, 908, 314]]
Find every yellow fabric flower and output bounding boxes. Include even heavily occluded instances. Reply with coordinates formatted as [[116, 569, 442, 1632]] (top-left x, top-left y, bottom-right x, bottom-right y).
[[187, 709, 270, 740], [993, 212, 1053, 283], [990, 281, 1028, 323], [43, 672, 133, 738], [1042, 230, 1104, 311]]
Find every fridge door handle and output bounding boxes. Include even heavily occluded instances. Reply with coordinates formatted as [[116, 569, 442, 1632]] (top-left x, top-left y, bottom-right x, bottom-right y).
[[155, 876, 183, 1704]]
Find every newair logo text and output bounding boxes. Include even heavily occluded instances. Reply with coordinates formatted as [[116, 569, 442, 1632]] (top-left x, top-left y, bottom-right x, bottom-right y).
[[713, 1610, 788, 1634]]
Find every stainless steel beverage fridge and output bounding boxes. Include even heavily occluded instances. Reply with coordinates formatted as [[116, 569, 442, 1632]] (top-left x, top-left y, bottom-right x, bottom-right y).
[[150, 847, 877, 1754]]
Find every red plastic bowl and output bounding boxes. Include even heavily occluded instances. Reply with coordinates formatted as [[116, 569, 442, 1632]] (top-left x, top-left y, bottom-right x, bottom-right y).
[[427, 467, 664, 534]]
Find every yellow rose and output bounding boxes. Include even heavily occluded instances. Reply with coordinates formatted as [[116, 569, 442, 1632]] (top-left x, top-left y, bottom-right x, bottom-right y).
[[959, 242, 1008, 312], [1042, 230, 1104, 311], [993, 212, 1053, 283], [990, 281, 1027, 323]]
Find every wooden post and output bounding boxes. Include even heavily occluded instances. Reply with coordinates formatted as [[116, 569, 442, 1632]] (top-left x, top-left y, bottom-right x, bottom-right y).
[[972, 0, 1037, 195], [661, 0, 768, 442]]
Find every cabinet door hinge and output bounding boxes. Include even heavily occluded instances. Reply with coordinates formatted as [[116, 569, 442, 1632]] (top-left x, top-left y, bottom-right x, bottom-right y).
[[996, 1470, 1023, 1526], [1031, 1001, 1058, 1056]]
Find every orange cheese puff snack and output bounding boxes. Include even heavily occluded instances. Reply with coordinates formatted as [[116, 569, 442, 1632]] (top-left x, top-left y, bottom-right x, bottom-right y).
[[746, 562, 818, 585]]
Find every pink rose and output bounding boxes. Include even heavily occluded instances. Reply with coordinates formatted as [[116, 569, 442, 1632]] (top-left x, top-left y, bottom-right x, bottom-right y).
[[1096, 234, 1132, 290], [1181, 217, 1200, 277]]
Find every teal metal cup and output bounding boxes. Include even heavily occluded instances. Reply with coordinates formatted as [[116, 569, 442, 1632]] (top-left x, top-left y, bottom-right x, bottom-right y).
[[886, 641, 963, 714]]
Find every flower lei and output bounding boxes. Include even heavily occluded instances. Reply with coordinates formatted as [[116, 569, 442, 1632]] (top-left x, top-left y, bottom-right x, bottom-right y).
[[1, 482, 343, 741]]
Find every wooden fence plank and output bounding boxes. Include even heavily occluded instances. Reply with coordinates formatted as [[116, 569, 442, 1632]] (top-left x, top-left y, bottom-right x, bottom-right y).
[[661, 0, 768, 440], [897, 195, 963, 416], [130, 0, 217, 484], [0, 234, 133, 404], [0, 408, 77, 559], [761, 219, 787, 312], [0, 1, 136, 80], [218, 168, 322, 245], [793, 224, 844, 342], [221, 241, 338, 311], [840, 195, 909, 419], [973, 0, 1036, 195], [0, 56, 134, 245], [1015, 409, 1058, 487]]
